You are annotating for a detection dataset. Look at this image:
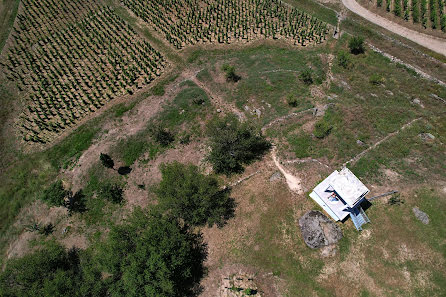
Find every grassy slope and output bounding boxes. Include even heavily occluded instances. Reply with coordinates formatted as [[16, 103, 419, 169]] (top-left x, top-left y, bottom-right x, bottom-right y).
[[0, 0, 19, 52]]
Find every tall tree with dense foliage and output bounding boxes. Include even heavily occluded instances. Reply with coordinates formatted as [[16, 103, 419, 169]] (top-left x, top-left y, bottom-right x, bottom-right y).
[[156, 162, 235, 227], [0, 242, 105, 297], [99, 208, 206, 297], [207, 115, 271, 175]]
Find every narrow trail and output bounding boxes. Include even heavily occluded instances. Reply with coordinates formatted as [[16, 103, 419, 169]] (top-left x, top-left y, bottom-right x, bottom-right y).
[[342, 0, 446, 56], [271, 147, 303, 194], [190, 76, 247, 121], [343, 117, 422, 167]]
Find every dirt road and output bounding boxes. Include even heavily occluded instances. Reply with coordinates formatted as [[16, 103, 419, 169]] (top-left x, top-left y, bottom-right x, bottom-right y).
[[342, 0, 446, 57]]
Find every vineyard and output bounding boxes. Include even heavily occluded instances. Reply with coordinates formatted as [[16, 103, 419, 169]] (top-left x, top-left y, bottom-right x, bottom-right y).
[[122, 0, 330, 49], [375, 0, 446, 31], [1, 0, 166, 144]]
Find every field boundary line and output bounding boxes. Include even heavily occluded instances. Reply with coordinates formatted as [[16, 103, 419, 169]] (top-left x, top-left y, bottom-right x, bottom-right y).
[[343, 117, 422, 167]]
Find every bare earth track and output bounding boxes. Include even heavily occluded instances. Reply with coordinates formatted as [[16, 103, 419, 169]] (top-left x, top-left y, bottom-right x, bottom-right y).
[[341, 0, 446, 56]]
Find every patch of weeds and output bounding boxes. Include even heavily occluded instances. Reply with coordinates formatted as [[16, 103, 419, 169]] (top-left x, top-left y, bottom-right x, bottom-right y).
[[369, 73, 385, 85], [314, 118, 333, 139], [288, 134, 312, 158], [337, 50, 352, 69], [113, 102, 137, 117], [388, 193, 404, 205], [197, 68, 211, 82]]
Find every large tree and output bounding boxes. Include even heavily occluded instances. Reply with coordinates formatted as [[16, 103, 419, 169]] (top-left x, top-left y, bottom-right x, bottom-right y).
[[99, 208, 206, 297], [207, 115, 271, 175], [156, 162, 235, 227], [0, 242, 105, 297]]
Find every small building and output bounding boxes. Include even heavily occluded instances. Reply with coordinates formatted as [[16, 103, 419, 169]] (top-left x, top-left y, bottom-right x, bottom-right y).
[[309, 167, 371, 230]]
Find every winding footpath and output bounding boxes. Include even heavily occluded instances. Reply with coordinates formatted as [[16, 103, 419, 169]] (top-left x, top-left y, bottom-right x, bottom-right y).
[[342, 0, 446, 57]]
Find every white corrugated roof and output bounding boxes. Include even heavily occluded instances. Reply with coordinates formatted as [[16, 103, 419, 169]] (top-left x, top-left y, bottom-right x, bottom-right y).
[[329, 168, 369, 207]]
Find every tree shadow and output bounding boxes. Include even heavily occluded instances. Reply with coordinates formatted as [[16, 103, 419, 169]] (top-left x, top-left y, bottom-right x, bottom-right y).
[[118, 166, 132, 175]]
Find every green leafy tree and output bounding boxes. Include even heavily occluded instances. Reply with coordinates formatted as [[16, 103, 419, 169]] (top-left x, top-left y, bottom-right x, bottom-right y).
[[99, 208, 206, 297], [156, 162, 235, 227], [0, 242, 105, 297], [207, 115, 271, 175], [98, 183, 124, 204], [348, 36, 365, 55], [100, 153, 114, 169], [41, 180, 69, 206]]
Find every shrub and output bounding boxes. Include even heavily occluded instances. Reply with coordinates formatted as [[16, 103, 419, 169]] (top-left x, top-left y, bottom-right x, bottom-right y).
[[151, 125, 174, 147], [207, 115, 271, 175], [369, 73, 385, 85], [100, 153, 114, 169], [156, 162, 235, 227], [299, 69, 313, 85], [412, 0, 420, 23], [286, 94, 299, 107], [337, 50, 351, 69], [314, 119, 333, 139], [41, 180, 69, 206], [65, 190, 87, 215], [348, 36, 365, 55], [98, 183, 124, 204], [221, 64, 240, 82], [394, 0, 402, 16]]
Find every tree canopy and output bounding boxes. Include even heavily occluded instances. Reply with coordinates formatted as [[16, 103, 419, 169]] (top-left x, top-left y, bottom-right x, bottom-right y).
[[207, 115, 271, 175], [0, 242, 105, 297], [156, 162, 235, 227], [99, 208, 206, 297]]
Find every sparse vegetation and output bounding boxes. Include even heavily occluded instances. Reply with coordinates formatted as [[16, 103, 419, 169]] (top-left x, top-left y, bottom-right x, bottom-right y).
[[337, 50, 352, 69], [299, 69, 314, 85], [97, 183, 124, 204], [40, 180, 69, 207]]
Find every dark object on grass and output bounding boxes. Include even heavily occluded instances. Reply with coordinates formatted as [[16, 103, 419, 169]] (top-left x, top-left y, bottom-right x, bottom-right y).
[[40, 223, 54, 235], [299, 210, 343, 249], [100, 153, 114, 169], [118, 166, 132, 175], [98, 183, 124, 204], [348, 36, 365, 55]]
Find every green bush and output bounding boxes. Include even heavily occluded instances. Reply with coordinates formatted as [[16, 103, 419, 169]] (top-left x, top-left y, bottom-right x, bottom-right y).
[[286, 94, 299, 107], [41, 180, 69, 206], [207, 115, 271, 175], [0, 242, 105, 296], [337, 50, 351, 69], [156, 162, 235, 227], [98, 183, 124, 204], [221, 64, 240, 82], [369, 73, 385, 85], [314, 119, 333, 139], [412, 0, 420, 22], [100, 153, 114, 169], [299, 69, 313, 85], [150, 125, 174, 147], [348, 36, 365, 55]]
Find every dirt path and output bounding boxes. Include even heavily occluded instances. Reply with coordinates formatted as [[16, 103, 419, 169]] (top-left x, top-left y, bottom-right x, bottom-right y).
[[190, 76, 246, 121], [271, 147, 303, 194], [342, 0, 446, 56], [63, 72, 198, 191]]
